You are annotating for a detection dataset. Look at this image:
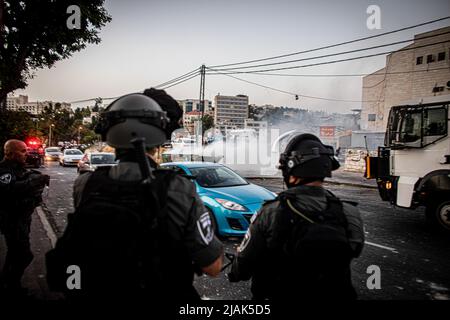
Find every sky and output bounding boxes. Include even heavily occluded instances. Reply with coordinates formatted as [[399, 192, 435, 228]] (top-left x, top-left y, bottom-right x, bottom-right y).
[[14, 0, 450, 113]]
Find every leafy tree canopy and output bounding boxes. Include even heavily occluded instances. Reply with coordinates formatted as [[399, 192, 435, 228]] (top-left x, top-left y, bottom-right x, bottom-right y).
[[0, 0, 111, 108]]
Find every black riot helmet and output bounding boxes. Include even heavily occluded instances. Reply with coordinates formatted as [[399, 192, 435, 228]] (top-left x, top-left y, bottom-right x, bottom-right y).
[[278, 133, 340, 180], [95, 93, 170, 149]]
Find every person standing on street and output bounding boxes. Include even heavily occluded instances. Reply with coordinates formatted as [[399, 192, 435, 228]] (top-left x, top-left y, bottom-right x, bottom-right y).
[[0, 139, 49, 296], [228, 133, 364, 300], [46, 89, 223, 302]]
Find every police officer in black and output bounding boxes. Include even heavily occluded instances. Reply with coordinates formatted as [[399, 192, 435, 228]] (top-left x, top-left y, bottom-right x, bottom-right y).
[[229, 133, 364, 300], [49, 89, 223, 302], [0, 139, 49, 295]]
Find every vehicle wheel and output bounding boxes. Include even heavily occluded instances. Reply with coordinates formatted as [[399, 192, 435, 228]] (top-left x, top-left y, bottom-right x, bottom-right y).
[[206, 207, 220, 238], [426, 199, 450, 233]]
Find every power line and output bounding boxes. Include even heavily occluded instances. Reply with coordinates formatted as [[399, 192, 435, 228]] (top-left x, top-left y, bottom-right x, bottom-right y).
[[69, 68, 201, 103], [206, 67, 377, 103], [207, 40, 450, 74], [160, 72, 200, 90], [154, 67, 200, 88], [211, 31, 450, 72], [206, 67, 450, 78], [209, 16, 450, 68]]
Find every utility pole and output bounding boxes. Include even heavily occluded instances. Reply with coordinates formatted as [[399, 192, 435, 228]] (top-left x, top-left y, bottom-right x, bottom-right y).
[[199, 64, 206, 144]]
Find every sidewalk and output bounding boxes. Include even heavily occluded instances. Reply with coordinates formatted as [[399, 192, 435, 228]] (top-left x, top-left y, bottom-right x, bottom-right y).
[[244, 168, 377, 189], [0, 207, 62, 301]]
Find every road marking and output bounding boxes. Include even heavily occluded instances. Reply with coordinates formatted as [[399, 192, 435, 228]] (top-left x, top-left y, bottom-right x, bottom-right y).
[[365, 241, 398, 254], [36, 206, 57, 248]]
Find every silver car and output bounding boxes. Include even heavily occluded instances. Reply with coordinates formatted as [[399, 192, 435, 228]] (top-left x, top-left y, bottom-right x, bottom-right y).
[[44, 147, 62, 161], [77, 152, 117, 173], [59, 149, 84, 167]]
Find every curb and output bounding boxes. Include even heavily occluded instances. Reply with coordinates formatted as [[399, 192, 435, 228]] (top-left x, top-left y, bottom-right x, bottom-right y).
[[36, 206, 57, 248], [244, 176, 378, 189]]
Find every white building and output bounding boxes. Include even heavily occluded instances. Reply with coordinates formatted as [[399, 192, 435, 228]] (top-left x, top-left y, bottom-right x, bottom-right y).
[[178, 99, 213, 115], [6, 95, 72, 115], [361, 27, 450, 131], [183, 110, 202, 134], [244, 119, 268, 132], [214, 94, 249, 131]]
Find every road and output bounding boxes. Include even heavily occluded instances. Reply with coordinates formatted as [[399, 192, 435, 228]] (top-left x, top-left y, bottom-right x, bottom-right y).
[[39, 161, 450, 300]]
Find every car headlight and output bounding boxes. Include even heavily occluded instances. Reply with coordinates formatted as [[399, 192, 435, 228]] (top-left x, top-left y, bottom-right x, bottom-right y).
[[215, 198, 248, 212]]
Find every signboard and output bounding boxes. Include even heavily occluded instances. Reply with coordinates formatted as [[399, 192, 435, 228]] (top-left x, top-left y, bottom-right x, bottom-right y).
[[320, 126, 336, 137]]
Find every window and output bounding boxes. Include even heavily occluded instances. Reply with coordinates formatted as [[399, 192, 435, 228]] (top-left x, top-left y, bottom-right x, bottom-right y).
[[426, 54, 435, 63], [416, 56, 423, 65], [437, 52, 446, 61], [368, 114, 376, 122], [424, 107, 447, 136], [399, 111, 422, 144], [388, 104, 448, 148]]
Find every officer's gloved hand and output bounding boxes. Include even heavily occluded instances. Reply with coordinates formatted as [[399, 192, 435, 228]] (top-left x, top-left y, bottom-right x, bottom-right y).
[[28, 173, 50, 189]]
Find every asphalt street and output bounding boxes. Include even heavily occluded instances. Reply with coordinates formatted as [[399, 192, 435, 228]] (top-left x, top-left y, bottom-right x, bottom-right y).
[[37, 161, 450, 300]]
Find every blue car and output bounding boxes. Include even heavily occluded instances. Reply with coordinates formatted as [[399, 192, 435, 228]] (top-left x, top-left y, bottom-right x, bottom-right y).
[[160, 162, 276, 237]]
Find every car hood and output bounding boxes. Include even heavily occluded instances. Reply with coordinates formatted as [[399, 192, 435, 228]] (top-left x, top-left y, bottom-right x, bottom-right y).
[[64, 154, 83, 160], [200, 183, 275, 205]]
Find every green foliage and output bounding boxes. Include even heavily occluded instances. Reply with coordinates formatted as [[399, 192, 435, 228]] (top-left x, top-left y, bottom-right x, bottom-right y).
[[0, 0, 111, 107], [0, 110, 34, 158], [202, 114, 214, 133]]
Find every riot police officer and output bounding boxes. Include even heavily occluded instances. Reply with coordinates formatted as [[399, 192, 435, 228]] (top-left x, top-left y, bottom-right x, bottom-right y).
[[47, 89, 223, 301], [0, 139, 49, 295], [229, 133, 365, 300]]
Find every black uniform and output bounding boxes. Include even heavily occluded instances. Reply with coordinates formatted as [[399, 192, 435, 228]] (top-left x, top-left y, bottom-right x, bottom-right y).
[[70, 159, 223, 300], [0, 159, 48, 291], [229, 185, 365, 300]]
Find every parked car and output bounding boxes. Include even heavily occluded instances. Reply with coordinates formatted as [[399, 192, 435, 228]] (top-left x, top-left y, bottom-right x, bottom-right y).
[[44, 147, 62, 161], [77, 152, 117, 173], [25, 137, 44, 168], [59, 149, 84, 167], [160, 162, 276, 237]]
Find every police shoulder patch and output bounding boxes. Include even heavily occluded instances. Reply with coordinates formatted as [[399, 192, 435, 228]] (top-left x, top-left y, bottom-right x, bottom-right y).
[[197, 211, 214, 245], [0, 173, 12, 185], [238, 229, 251, 253]]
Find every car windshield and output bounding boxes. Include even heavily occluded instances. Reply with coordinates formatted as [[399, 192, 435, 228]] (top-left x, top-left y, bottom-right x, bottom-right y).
[[90, 154, 116, 164], [65, 150, 82, 155], [189, 166, 248, 188], [46, 148, 60, 152]]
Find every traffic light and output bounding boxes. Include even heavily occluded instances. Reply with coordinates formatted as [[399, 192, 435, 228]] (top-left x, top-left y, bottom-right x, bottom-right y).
[[295, 95, 299, 101]]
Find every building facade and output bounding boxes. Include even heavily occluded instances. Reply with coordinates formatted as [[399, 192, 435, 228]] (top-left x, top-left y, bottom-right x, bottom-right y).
[[6, 95, 72, 116], [244, 119, 268, 132], [183, 110, 202, 134], [361, 27, 450, 131], [178, 99, 213, 115], [214, 94, 249, 131]]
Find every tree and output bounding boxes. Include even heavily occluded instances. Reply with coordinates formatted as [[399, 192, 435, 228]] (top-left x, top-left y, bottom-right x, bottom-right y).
[[0, 110, 34, 158], [201, 114, 214, 133], [0, 0, 111, 110]]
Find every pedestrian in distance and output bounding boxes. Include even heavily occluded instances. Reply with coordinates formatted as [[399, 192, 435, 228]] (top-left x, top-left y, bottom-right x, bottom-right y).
[[228, 133, 364, 300]]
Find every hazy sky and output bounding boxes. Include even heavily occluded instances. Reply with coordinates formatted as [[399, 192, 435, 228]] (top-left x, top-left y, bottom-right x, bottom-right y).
[[15, 0, 450, 113]]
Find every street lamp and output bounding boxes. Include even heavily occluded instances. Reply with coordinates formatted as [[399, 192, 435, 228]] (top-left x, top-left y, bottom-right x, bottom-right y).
[[49, 124, 55, 147]]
